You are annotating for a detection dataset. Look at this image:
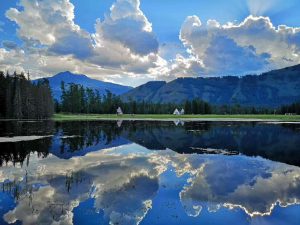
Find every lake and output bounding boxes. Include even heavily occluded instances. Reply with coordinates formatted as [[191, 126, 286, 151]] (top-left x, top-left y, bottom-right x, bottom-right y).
[[0, 120, 300, 225]]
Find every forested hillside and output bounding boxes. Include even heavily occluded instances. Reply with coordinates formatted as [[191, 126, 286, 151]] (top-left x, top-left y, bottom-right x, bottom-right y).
[[122, 64, 300, 107]]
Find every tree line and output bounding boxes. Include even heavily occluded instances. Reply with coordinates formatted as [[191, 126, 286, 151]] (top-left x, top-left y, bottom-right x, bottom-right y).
[[184, 99, 212, 114], [0, 71, 54, 119], [1, 73, 298, 117], [56, 82, 214, 114], [57, 82, 176, 114], [56, 82, 300, 115], [279, 102, 300, 114]]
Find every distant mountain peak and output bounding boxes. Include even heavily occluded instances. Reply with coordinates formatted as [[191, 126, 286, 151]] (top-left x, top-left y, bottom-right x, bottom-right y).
[[53, 71, 89, 79], [34, 72, 133, 100]]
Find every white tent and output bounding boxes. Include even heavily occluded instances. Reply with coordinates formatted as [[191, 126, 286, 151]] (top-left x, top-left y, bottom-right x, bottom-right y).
[[180, 108, 185, 115], [173, 108, 180, 115], [117, 107, 123, 115]]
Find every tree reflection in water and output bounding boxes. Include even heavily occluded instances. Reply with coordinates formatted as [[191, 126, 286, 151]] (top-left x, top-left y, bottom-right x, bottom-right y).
[[1, 120, 300, 166]]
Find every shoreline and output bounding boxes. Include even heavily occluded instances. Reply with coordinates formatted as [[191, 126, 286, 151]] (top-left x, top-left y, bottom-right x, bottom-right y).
[[1, 114, 300, 122], [52, 114, 300, 122]]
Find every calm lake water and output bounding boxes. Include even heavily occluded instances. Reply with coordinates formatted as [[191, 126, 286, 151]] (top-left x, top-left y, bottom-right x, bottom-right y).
[[0, 120, 300, 225]]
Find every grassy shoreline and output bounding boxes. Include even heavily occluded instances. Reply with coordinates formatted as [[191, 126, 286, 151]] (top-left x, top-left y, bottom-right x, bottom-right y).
[[53, 113, 300, 122]]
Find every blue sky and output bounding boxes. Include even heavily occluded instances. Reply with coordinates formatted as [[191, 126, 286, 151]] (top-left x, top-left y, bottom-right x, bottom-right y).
[[3, 0, 300, 44], [1, 0, 300, 86]]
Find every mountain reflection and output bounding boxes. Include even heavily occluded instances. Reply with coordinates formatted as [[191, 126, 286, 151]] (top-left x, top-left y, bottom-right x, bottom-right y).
[[0, 121, 300, 225]]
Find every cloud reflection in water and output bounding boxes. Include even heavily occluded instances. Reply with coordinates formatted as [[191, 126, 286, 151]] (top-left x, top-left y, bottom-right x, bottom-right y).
[[0, 144, 300, 225]]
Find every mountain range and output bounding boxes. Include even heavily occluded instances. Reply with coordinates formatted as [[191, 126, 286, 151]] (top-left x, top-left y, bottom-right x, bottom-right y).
[[35, 71, 133, 100], [121, 64, 300, 107], [37, 65, 300, 107]]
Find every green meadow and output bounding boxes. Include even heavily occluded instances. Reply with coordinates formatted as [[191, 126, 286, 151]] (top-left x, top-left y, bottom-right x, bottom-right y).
[[53, 113, 300, 121]]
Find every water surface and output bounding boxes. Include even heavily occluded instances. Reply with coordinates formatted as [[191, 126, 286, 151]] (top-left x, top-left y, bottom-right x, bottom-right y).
[[0, 120, 300, 225]]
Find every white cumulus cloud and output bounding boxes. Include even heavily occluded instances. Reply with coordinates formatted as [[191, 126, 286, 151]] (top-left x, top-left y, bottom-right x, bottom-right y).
[[1, 1, 300, 85], [1, 0, 163, 86], [178, 15, 300, 76]]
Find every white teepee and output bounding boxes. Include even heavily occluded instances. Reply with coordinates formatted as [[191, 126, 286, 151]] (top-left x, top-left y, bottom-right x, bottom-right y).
[[117, 107, 123, 115], [173, 108, 180, 115]]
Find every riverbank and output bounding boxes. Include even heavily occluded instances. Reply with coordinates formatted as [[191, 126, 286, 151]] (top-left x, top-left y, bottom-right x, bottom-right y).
[[53, 113, 300, 122]]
